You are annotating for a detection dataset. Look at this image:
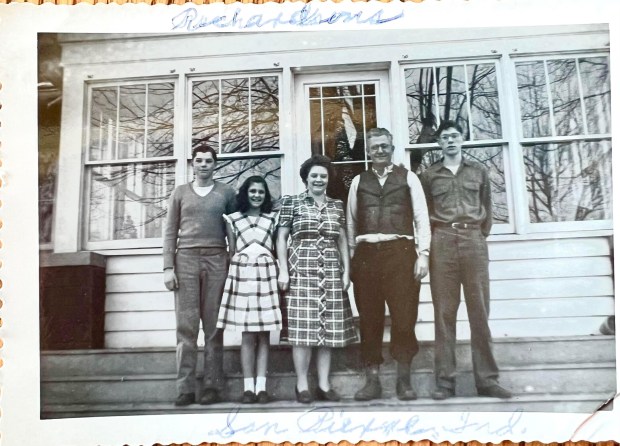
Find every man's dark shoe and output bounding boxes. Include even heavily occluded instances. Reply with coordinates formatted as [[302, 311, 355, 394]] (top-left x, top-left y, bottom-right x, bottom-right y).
[[478, 384, 512, 399], [431, 387, 455, 400], [199, 388, 220, 405], [242, 390, 257, 404], [396, 380, 418, 401], [395, 362, 417, 401], [174, 392, 195, 407], [354, 366, 382, 401]]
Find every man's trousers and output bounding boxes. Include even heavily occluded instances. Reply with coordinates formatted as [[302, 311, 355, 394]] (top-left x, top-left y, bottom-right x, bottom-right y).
[[174, 247, 228, 395], [352, 238, 421, 366], [430, 227, 499, 391]]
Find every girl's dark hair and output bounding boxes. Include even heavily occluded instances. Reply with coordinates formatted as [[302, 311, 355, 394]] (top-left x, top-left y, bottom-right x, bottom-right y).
[[299, 154, 334, 185], [237, 176, 274, 213]]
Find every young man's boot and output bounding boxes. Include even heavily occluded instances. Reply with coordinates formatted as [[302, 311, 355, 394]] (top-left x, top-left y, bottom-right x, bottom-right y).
[[354, 365, 382, 401], [395, 361, 417, 401]]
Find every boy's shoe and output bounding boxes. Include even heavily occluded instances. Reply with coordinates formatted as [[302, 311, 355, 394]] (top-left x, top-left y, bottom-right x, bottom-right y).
[[256, 391, 270, 404], [199, 388, 220, 405], [431, 387, 455, 400], [477, 384, 512, 399]]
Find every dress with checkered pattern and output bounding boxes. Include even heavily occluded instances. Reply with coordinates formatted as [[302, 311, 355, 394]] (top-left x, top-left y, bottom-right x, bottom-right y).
[[217, 211, 282, 332], [278, 192, 357, 347]]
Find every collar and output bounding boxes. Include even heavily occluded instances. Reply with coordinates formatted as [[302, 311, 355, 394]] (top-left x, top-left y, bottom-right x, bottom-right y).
[[372, 163, 394, 179], [300, 190, 333, 206], [428, 156, 474, 172]]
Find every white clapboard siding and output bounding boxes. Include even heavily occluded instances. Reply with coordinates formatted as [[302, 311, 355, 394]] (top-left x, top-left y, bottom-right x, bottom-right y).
[[103, 236, 615, 348]]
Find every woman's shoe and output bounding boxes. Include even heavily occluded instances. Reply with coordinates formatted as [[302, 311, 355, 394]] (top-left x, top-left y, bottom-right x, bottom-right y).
[[256, 391, 270, 404], [242, 390, 257, 404], [316, 387, 341, 402], [295, 386, 313, 404]]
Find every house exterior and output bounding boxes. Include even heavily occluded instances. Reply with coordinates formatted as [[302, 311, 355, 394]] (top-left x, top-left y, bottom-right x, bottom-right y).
[[39, 25, 615, 416]]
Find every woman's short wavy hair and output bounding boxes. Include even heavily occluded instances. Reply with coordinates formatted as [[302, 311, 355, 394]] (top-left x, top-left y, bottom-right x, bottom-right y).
[[299, 154, 335, 185], [236, 175, 274, 214]]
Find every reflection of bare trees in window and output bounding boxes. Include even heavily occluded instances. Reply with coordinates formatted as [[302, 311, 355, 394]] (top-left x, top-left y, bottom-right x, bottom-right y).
[[89, 163, 175, 241], [192, 76, 279, 154], [524, 142, 612, 222]]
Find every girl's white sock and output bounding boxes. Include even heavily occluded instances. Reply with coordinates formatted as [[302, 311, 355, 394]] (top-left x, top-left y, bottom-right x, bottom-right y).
[[244, 377, 255, 393], [255, 376, 267, 392]]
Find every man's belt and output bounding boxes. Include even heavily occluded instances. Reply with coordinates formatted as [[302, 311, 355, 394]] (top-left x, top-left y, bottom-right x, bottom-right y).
[[433, 222, 481, 230]]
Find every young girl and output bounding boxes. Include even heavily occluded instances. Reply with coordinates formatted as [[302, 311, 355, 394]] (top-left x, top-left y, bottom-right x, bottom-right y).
[[217, 176, 282, 404]]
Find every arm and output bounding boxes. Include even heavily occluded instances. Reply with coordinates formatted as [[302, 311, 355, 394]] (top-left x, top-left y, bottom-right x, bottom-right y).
[[338, 227, 351, 291], [481, 167, 493, 237], [346, 176, 359, 258], [163, 188, 180, 291], [409, 172, 431, 281], [224, 215, 236, 261], [276, 226, 290, 291]]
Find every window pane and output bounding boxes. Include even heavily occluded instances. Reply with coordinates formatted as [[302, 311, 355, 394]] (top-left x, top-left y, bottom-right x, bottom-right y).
[[308, 84, 376, 162], [547, 59, 583, 136], [405, 67, 437, 144], [192, 80, 220, 149], [221, 77, 250, 154], [580, 57, 611, 134], [516, 61, 551, 138], [117, 85, 146, 160], [524, 140, 613, 222], [468, 64, 502, 140], [250, 76, 279, 152], [88, 162, 175, 241], [89, 87, 118, 161], [212, 157, 282, 201], [147, 83, 175, 158], [436, 65, 470, 140], [420, 147, 509, 224]]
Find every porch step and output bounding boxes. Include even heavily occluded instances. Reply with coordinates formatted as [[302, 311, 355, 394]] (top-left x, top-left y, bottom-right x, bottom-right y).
[[42, 392, 614, 419], [40, 336, 617, 418], [41, 335, 615, 377]]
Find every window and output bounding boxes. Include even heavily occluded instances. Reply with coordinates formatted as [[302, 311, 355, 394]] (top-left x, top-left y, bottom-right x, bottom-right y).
[[85, 82, 176, 244], [404, 61, 510, 226], [515, 55, 612, 223], [191, 75, 282, 200]]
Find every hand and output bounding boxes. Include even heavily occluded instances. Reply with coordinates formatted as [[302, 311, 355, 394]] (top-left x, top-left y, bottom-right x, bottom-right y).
[[414, 255, 429, 281], [164, 268, 178, 291], [342, 273, 351, 291], [277, 270, 290, 292]]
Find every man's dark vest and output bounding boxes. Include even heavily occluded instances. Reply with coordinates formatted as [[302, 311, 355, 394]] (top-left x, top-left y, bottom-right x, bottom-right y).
[[356, 165, 414, 236]]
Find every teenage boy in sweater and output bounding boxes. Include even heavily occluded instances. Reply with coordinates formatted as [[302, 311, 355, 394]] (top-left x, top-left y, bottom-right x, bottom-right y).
[[163, 146, 237, 406]]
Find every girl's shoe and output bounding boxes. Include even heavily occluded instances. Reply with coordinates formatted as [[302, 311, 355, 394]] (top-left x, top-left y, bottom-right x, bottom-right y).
[[256, 391, 270, 404], [316, 387, 341, 402], [295, 386, 313, 404], [242, 390, 257, 404]]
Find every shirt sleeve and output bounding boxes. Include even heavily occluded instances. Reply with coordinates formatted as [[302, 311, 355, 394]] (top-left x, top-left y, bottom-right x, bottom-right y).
[[226, 186, 238, 214], [346, 176, 360, 250], [481, 167, 493, 237], [335, 199, 346, 228], [162, 187, 181, 270], [407, 171, 431, 253], [277, 195, 294, 228]]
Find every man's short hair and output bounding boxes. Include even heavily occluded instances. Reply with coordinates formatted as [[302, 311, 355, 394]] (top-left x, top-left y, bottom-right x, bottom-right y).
[[366, 128, 393, 144], [191, 145, 218, 162], [435, 120, 464, 138]]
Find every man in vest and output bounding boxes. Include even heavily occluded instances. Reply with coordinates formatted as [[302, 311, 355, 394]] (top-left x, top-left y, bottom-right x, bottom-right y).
[[347, 127, 431, 401], [420, 120, 511, 400], [163, 145, 237, 406]]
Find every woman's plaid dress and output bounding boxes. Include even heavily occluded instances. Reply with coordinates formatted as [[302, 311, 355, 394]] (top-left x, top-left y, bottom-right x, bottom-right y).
[[278, 193, 357, 347], [217, 211, 282, 332]]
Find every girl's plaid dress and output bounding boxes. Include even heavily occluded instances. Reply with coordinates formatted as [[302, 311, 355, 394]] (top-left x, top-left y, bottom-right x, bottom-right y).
[[217, 211, 282, 332], [278, 192, 357, 347]]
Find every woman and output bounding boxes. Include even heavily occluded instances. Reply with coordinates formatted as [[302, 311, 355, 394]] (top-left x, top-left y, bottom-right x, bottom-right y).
[[276, 154, 357, 404]]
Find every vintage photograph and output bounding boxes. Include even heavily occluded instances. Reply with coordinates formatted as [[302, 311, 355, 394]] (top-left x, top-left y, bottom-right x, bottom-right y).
[[37, 23, 615, 421]]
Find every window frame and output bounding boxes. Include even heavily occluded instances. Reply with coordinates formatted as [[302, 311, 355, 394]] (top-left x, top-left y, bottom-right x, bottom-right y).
[[510, 50, 613, 232], [400, 57, 516, 234], [82, 78, 179, 251]]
